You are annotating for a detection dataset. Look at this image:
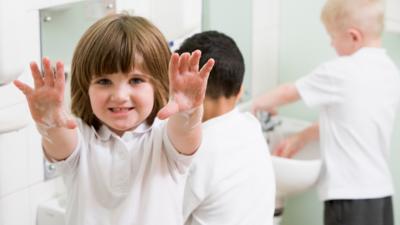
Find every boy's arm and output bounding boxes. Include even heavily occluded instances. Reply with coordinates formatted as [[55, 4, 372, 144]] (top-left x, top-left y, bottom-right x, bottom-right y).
[[251, 83, 300, 115], [273, 122, 319, 158], [158, 50, 214, 155], [14, 58, 77, 161]]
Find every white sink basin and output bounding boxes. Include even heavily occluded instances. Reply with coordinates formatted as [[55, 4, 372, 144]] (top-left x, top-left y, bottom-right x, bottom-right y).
[[237, 102, 321, 208], [265, 117, 321, 207], [37, 195, 66, 225], [236, 102, 322, 203]]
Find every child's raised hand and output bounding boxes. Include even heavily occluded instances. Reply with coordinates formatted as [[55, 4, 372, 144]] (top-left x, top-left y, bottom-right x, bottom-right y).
[[13, 57, 76, 130], [158, 50, 215, 119]]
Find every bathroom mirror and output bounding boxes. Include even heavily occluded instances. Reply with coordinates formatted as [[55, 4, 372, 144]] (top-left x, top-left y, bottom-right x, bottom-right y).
[[39, 0, 202, 107], [39, 0, 202, 73], [39, 0, 114, 109], [39, 0, 113, 71]]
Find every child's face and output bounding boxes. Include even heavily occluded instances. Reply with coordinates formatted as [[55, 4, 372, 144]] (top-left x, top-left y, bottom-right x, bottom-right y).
[[88, 67, 155, 136], [327, 27, 358, 56]]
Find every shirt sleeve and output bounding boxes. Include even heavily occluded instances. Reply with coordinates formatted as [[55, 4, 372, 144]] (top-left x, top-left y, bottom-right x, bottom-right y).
[[160, 121, 195, 175], [295, 60, 346, 109], [45, 119, 87, 176]]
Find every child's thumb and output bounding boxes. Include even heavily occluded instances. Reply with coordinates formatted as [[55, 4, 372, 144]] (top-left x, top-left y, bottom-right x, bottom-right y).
[[66, 119, 77, 129], [157, 101, 179, 120]]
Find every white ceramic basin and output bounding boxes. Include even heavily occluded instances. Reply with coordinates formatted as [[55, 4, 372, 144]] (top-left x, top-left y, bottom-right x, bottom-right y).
[[265, 117, 321, 204], [37, 195, 66, 225], [237, 102, 322, 206]]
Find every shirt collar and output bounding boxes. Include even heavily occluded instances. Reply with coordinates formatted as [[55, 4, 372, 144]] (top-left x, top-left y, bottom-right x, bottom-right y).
[[356, 47, 386, 55], [93, 120, 156, 141], [202, 107, 239, 128]]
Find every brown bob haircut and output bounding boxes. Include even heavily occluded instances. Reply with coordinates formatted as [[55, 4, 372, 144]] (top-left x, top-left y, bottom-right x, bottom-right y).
[[70, 14, 171, 130]]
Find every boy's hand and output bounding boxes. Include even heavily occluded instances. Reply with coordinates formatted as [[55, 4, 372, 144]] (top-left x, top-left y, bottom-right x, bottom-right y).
[[251, 83, 300, 116], [273, 133, 304, 158], [13, 57, 76, 130], [158, 50, 215, 119], [251, 94, 278, 116]]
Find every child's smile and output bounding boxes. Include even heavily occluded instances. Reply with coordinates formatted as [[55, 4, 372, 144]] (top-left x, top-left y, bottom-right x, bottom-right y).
[[108, 106, 135, 115]]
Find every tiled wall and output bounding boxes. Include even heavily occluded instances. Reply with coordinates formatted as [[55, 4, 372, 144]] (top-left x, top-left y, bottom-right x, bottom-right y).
[[0, 6, 64, 225], [0, 79, 65, 225], [0, 121, 64, 225]]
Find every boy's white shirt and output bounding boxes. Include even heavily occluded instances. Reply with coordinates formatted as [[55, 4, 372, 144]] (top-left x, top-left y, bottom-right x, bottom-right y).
[[296, 47, 400, 201], [50, 118, 193, 225], [183, 108, 275, 225]]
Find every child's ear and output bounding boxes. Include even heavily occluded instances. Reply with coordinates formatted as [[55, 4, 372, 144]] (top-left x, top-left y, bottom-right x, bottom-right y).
[[236, 85, 245, 102], [348, 28, 363, 43]]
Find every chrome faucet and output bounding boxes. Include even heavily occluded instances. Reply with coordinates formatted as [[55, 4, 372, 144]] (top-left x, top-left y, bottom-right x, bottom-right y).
[[257, 111, 282, 132]]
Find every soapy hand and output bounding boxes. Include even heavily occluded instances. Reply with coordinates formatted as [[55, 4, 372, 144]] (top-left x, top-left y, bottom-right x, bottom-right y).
[[13, 57, 76, 131], [157, 50, 215, 119]]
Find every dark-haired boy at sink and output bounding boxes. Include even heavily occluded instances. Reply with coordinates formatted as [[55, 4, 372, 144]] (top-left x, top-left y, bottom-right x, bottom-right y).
[[177, 30, 276, 225]]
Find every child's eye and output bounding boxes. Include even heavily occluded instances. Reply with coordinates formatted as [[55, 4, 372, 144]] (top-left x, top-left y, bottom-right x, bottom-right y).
[[130, 78, 144, 85], [96, 78, 112, 85]]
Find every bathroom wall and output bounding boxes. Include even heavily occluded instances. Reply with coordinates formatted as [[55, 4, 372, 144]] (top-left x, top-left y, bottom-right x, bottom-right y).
[[0, 120, 65, 224], [202, 0, 252, 101], [0, 5, 65, 225], [277, 0, 400, 224]]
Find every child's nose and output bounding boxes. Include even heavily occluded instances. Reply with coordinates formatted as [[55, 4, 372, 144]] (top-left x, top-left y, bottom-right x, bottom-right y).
[[111, 85, 130, 101]]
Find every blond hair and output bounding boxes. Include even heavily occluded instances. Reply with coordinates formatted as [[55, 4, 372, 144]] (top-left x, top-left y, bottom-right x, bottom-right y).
[[70, 14, 170, 130], [321, 0, 384, 38]]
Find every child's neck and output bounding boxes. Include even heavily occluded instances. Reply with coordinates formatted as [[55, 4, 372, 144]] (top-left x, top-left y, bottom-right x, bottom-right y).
[[203, 96, 238, 122], [363, 37, 381, 48], [350, 38, 381, 55]]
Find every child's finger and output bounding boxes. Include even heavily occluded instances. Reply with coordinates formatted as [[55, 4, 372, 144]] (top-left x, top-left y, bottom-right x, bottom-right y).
[[30, 62, 44, 88], [189, 50, 201, 72], [13, 80, 34, 96], [58, 113, 77, 129], [273, 141, 288, 156], [287, 149, 297, 158], [199, 58, 215, 79], [178, 53, 190, 74], [272, 146, 282, 156], [169, 53, 180, 83], [281, 148, 291, 158], [42, 57, 55, 87], [55, 61, 65, 91]]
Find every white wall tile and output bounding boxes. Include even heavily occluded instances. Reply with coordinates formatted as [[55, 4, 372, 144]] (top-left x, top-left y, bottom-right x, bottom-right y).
[[0, 128, 29, 197], [27, 123, 45, 184], [0, 189, 30, 225]]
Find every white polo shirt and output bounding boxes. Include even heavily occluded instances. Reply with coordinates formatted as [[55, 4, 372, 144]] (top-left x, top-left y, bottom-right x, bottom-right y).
[[52, 119, 193, 225], [183, 108, 275, 225], [296, 47, 400, 201]]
